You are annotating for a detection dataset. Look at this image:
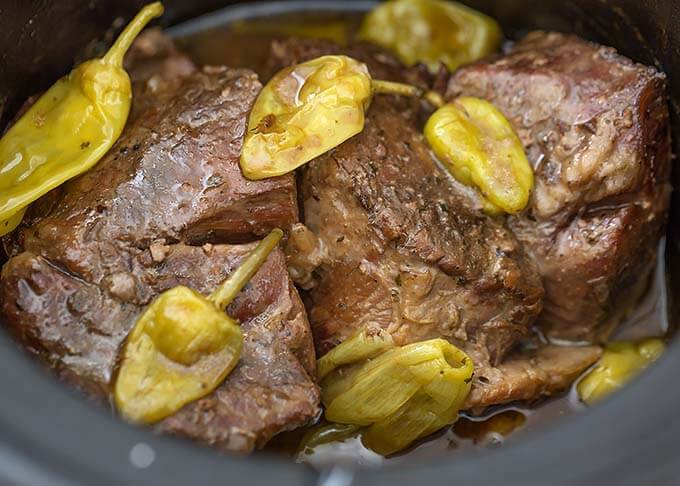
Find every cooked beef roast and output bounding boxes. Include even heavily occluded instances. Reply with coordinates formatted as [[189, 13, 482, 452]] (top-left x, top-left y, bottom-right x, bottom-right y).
[[0, 33, 319, 452], [448, 31, 671, 342], [286, 94, 602, 409], [1, 244, 319, 452], [287, 94, 544, 365], [276, 37, 600, 409], [124, 28, 197, 121], [5, 66, 299, 268], [0, 22, 668, 454]]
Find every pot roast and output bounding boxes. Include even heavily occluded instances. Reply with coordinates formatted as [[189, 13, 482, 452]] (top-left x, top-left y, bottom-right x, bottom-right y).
[[0, 31, 319, 453], [274, 37, 602, 410], [448, 31, 671, 343], [0, 17, 670, 454]]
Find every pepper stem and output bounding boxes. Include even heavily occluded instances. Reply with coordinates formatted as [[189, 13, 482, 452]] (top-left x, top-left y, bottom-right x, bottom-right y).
[[371, 80, 444, 108], [209, 229, 284, 311], [103, 2, 165, 66]]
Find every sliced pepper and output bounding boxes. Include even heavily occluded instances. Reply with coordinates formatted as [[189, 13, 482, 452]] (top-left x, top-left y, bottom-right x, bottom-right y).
[[115, 229, 283, 424], [240, 55, 443, 180], [0, 207, 26, 236], [425, 97, 533, 214], [577, 338, 665, 406], [319, 330, 473, 456], [358, 0, 502, 73], [240, 55, 372, 180], [0, 2, 164, 236]]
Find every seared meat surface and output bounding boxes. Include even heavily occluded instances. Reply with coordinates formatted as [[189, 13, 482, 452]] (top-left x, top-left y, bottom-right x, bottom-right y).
[[124, 28, 197, 121], [0, 34, 319, 452], [275, 37, 601, 409], [289, 96, 544, 366], [1, 244, 319, 452], [6, 66, 298, 269], [287, 95, 601, 408], [448, 31, 671, 342]]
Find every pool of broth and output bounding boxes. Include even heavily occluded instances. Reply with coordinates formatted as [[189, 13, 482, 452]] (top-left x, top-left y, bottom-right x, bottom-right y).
[[172, 9, 366, 81], [274, 242, 669, 468], [171, 7, 671, 468]]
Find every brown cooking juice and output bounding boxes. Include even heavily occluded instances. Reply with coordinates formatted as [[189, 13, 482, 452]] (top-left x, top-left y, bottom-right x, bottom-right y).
[[170, 5, 672, 468]]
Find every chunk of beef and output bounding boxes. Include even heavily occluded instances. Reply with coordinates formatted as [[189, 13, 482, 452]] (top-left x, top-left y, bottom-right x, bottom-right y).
[[1, 38, 318, 452], [6, 67, 299, 285], [123, 28, 197, 121], [266, 37, 433, 88], [288, 94, 543, 370], [1, 244, 319, 452], [289, 92, 595, 408], [465, 345, 601, 411], [448, 31, 671, 342], [274, 32, 605, 407], [3, 30, 200, 257]]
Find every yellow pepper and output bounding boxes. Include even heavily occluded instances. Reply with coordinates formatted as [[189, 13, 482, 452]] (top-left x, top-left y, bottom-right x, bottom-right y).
[[358, 0, 502, 73], [115, 229, 283, 424], [240, 55, 444, 180], [577, 338, 665, 406], [0, 207, 26, 236], [0, 2, 164, 236], [240, 55, 372, 180], [425, 97, 534, 214], [318, 330, 473, 456]]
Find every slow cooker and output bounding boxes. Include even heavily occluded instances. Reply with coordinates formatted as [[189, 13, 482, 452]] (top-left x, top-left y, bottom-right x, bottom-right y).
[[0, 0, 678, 484]]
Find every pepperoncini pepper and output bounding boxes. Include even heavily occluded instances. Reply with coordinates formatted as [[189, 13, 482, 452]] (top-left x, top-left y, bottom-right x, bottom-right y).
[[0, 2, 164, 236], [318, 329, 473, 456], [424, 97, 534, 214], [0, 207, 27, 236], [240, 55, 372, 180], [239, 55, 443, 180], [358, 0, 502, 73], [115, 229, 283, 424], [577, 338, 665, 406]]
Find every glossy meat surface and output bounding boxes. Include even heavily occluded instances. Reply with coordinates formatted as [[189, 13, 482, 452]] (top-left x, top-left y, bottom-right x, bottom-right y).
[[6, 67, 298, 283], [0, 33, 318, 452], [448, 31, 671, 342], [1, 244, 319, 452], [288, 94, 543, 367], [276, 37, 604, 409]]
